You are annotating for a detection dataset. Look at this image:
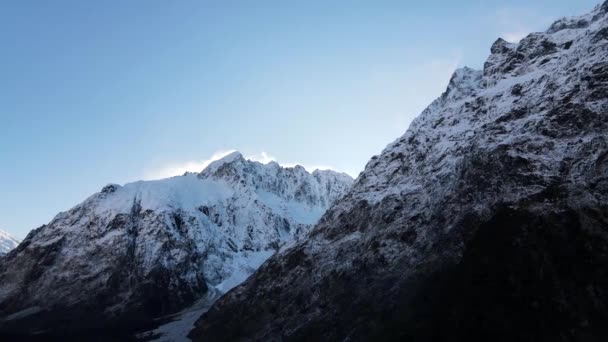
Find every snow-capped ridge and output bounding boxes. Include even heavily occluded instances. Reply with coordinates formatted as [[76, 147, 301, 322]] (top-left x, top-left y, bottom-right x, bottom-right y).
[[312, 168, 353, 181], [547, 16, 590, 34], [485, 1, 608, 84], [543, 1, 607, 35], [202, 151, 245, 173], [0, 151, 353, 337], [443, 66, 483, 102], [490, 38, 517, 54], [0, 229, 20, 255], [101, 183, 121, 194]]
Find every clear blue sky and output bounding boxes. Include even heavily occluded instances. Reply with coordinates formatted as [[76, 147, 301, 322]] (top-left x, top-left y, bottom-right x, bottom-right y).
[[0, 0, 600, 238]]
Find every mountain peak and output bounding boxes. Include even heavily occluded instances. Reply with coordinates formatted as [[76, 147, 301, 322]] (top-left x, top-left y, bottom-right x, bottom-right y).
[[196, 151, 246, 178], [205, 151, 244, 170], [0, 229, 20, 255], [0, 149, 354, 336], [217, 151, 243, 163], [490, 37, 517, 53], [441, 66, 483, 102]]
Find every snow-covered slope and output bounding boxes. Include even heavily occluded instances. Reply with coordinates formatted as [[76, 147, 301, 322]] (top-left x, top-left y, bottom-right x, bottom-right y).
[[0, 230, 19, 256], [0, 152, 352, 337], [191, 3, 608, 341]]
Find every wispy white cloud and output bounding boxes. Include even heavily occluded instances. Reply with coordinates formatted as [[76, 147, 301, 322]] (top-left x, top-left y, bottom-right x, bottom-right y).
[[502, 30, 530, 43], [246, 151, 275, 164], [494, 7, 533, 43], [142, 150, 237, 180], [142, 150, 353, 181], [491, 6, 556, 43]]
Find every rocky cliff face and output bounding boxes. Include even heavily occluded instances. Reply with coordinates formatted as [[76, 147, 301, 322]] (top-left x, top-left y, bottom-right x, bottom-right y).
[[0, 230, 19, 256], [0, 152, 352, 337], [191, 3, 608, 341]]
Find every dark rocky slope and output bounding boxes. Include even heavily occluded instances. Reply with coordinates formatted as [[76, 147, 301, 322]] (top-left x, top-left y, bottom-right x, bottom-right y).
[[191, 3, 608, 341]]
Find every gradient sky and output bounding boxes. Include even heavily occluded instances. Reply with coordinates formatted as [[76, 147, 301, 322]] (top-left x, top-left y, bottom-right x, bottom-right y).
[[0, 0, 601, 239]]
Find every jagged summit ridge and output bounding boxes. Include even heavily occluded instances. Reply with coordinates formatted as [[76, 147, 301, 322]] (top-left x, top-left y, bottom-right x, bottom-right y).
[[443, 67, 483, 101], [486, 2, 608, 83], [198, 151, 353, 210], [200, 151, 245, 175]]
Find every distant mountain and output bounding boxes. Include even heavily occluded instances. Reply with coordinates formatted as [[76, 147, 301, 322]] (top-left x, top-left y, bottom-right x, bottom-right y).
[[0, 151, 353, 338], [0, 230, 19, 256], [191, 2, 608, 341]]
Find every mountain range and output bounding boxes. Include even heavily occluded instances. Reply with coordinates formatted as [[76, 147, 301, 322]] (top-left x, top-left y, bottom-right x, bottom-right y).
[[1, 1, 608, 341], [0, 152, 352, 338]]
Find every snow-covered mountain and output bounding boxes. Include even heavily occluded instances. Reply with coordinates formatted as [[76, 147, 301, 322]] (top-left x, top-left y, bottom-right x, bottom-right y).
[[0, 230, 19, 256], [0, 151, 352, 337], [192, 3, 608, 341]]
